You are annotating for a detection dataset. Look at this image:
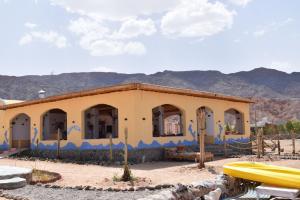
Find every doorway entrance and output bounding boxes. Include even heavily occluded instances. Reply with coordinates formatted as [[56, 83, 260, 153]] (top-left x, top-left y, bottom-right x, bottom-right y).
[[11, 114, 31, 148]]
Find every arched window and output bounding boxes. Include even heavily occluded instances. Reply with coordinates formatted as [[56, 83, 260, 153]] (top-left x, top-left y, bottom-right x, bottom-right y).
[[11, 113, 31, 148], [224, 108, 244, 134], [42, 109, 67, 140], [84, 104, 118, 139], [152, 104, 183, 137]]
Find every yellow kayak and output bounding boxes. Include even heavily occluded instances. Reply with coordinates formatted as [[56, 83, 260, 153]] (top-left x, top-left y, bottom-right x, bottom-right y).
[[223, 162, 300, 189]]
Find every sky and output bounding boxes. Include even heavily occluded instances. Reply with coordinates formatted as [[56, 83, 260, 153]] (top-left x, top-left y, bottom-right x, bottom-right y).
[[0, 0, 300, 76]]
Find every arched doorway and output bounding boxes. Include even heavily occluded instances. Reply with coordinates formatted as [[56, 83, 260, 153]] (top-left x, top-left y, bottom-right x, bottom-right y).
[[11, 114, 31, 148], [197, 107, 215, 144]]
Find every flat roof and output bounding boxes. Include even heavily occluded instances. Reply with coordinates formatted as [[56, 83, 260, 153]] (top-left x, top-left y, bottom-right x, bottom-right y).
[[0, 83, 254, 110]]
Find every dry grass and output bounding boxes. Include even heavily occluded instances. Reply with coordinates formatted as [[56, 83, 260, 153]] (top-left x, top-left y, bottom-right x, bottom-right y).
[[31, 169, 61, 184]]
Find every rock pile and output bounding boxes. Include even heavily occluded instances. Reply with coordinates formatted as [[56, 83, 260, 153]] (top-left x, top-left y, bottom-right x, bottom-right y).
[[138, 175, 251, 200]]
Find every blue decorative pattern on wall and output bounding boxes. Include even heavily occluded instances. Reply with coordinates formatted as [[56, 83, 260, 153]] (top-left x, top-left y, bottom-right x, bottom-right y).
[[217, 123, 223, 140], [31, 128, 39, 149], [67, 125, 81, 136], [29, 125, 248, 151], [0, 131, 9, 150], [214, 137, 250, 145], [188, 124, 196, 141]]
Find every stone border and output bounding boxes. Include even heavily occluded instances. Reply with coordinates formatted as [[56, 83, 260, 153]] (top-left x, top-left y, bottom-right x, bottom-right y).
[[0, 175, 257, 200], [0, 190, 30, 200], [137, 175, 259, 200], [35, 183, 175, 192]]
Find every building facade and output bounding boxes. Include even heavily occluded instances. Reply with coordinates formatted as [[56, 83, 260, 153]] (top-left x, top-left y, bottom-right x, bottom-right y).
[[0, 83, 253, 161]]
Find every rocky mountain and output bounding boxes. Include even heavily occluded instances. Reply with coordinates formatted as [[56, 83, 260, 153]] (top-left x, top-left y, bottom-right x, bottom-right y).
[[1, 67, 300, 124]]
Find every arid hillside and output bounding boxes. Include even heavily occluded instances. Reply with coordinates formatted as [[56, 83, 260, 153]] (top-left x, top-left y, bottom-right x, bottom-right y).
[[1, 67, 299, 124]]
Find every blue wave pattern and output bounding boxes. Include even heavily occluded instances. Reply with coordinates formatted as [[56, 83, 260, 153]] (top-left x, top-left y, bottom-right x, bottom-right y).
[[214, 137, 250, 145], [67, 125, 81, 136], [1, 124, 248, 151], [188, 124, 197, 141], [31, 124, 198, 150], [0, 131, 9, 150]]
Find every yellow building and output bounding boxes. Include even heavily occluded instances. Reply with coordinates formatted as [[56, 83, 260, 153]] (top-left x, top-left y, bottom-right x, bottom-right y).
[[0, 83, 253, 161]]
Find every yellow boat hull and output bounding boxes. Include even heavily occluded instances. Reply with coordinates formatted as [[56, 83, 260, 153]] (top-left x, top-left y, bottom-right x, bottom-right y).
[[223, 162, 300, 189]]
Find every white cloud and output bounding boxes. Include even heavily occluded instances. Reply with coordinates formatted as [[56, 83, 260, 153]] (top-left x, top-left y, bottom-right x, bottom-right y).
[[86, 40, 146, 56], [253, 30, 265, 37], [114, 18, 156, 39], [69, 17, 148, 56], [19, 31, 68, 48], [91, 66, 114, 72], [50, 0, 179, 21], [228, 0, 253, 7], [19, 34, 33, 45], [161, 0, 235, 38], [68, 17, 109, 36], [253, 18, 294, 38], [55, 0, 237, 55], [24, 22, 37, 29]]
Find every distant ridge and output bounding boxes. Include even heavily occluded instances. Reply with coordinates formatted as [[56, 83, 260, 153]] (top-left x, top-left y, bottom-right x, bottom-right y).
[[1, 67, 299, 123]]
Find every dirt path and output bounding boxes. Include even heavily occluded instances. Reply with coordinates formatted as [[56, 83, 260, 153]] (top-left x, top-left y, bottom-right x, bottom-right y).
[[0, 159, 216, 188]]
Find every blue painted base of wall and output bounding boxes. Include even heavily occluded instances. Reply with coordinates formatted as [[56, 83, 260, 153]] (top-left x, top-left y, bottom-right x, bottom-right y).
[[30, 139, 199, 151]]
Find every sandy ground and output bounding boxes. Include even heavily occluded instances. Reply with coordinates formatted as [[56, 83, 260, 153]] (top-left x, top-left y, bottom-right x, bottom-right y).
[[274, 139, 300, 154], [1, 156, 300, 189], [0, 139, 299, 190], [0, 159, 216, 188]]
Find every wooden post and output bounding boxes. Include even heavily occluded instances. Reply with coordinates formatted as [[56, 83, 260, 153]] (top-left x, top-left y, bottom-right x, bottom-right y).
[[292, 130, 296, 155], [257, 129, 261, 158], [223, 134, 227, 157], [198, 109, 206, 169], [109, 134, 113, 162], [261, 128, 265, 156], [124, 128, 128, 165], [36, 138, 39, 150], [122, 127, 131, 181], [57, 128, 61, 159], [277, 128, 281, 156], [36, 138, 39, 157]]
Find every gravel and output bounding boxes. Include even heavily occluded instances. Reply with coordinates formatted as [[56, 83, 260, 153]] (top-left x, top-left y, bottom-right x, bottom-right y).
[[3, 185, 168, 200]]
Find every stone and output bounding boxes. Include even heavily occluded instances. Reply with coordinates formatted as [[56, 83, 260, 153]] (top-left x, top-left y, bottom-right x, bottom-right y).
[[161, 184, 173, 188], [204, 188, 222, 200], [175, 183, 188, 193], [75, 185, 83, 190], [83, 186, 91, 190], [113, 188, 121, 192], [136, 186, 146, 191], [0, 177, 26, 190], [0, 166, 32, 183], [138, 190, 174, 200], [154, 185, 162, 189], [146, 186, 155, 190]]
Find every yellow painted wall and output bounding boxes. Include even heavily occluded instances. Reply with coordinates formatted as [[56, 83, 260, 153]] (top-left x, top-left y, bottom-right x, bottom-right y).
[[0, 90, 250, 150]]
